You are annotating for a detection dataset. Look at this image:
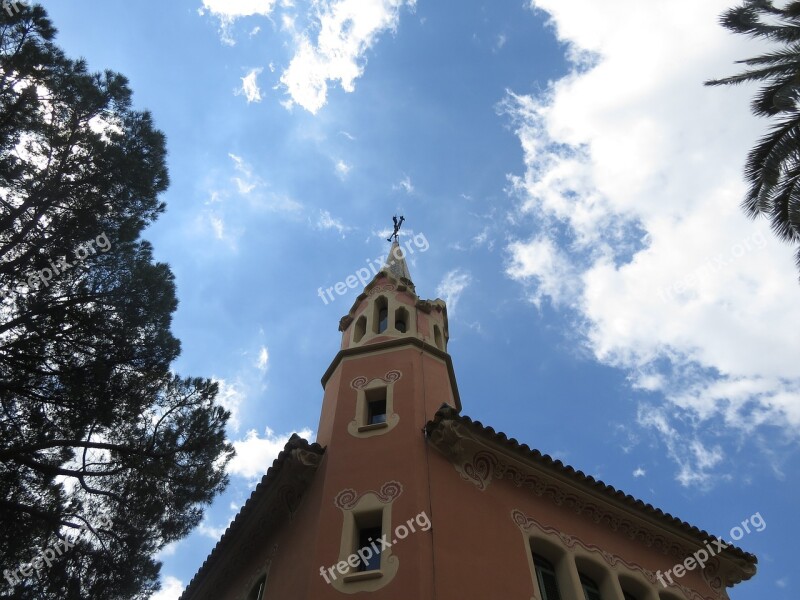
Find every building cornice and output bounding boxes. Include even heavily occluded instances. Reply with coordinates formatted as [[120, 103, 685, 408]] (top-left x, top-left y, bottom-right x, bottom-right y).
[[424, 406, 757, 592]]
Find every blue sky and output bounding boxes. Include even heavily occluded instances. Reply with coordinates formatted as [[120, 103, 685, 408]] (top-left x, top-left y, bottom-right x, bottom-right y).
[[38, 1, 799, 598]]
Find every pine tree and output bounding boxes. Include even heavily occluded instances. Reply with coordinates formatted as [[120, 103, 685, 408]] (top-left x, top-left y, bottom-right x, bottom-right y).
[[0, 6, 233, 598]]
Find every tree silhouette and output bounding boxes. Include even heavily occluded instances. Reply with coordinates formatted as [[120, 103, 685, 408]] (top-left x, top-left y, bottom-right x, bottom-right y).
[[0, 6, 233, 599], [706, 0, 800, 274]]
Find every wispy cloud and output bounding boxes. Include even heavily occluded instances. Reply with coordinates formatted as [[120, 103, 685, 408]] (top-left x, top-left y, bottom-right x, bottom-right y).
[[335, 159, 351, 178], [150, 576, 184, 600], [393, 173, 414, 194], [436, 269, 472, 314], [256, 346, 269, 373], [200, 0, 278, 45], [279, 0, 416, 113], [315, 209, 350, 237], [237, 68, 263, 103]]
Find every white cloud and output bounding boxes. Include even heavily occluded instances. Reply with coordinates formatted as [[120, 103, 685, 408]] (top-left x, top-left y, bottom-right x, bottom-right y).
[[506, 236, 579, 309], [393, 173, 414, 194], [256, 346, 269, 373], [229, 427, 314, 479], [316, 209, 350, 236], [151, 576, 184, 600], [197, 519, 228, 540], [436, 269, 472, 314], [238, 68, 263, 103], [633, 467, 646, 478], [504, 0, 800, 486], [214, 378, 246, 433], [200, 0, 277, 45], [279, 0, 415, 113], [335, 159, 351, 178]]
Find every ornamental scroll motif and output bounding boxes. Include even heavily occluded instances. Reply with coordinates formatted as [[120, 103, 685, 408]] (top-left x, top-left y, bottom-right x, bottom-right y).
[[334, 480, 403, 511], [368, 284, 395, 297], [350, 370, 402, 390], [454, 448, 699, 563], [511, 509, 713, 600]]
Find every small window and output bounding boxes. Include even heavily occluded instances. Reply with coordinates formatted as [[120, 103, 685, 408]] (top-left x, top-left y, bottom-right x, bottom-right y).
[[433, 324, 442, 350], [354, 315, 366, 343], [533, 554, 562, 600], [353, 511, 383, 572], [373, 296, 389, 334], [368, 398, 387, 425], [247, 575, 266, 600], [580, 574, 602, 600], [364, 387, 387, 426], [357, 525, 382, 571], [394, 307, 408, 333]]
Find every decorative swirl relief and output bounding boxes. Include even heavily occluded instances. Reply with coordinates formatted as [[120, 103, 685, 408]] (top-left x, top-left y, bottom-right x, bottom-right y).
[[334, 480, 403, 510], [350, 370, 403, 390], [368, 284, 396, 297], [454, 449, 698, 564], [511, 509, 712, 600]]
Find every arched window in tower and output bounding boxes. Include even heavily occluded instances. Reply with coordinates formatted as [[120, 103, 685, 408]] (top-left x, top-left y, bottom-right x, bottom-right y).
[[247, 574, 266, 600], [353, 315, 366, 343], [433, 324, 443, 350], [579, 573, 602, 600], [373, 296, 388, 334], [533, 554, 562, 600], [394, 307, 409, 333]]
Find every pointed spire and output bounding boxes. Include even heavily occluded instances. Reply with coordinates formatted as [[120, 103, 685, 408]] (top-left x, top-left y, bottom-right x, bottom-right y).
[[382, 240, 413, 282]]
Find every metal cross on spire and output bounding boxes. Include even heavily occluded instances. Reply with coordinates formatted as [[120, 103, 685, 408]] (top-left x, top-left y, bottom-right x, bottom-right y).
[[387, 215, 405, 242]]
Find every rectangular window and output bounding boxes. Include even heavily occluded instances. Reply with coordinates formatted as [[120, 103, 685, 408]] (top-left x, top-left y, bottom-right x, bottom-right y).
[[367, 398, 387, 424], [363, 387, 387, 427], [357, 525, 383, 571]]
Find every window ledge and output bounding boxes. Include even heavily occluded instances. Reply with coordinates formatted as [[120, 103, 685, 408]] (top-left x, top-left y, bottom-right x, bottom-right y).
[[343, 570, 383, 583], [357, 422, 388, 433]]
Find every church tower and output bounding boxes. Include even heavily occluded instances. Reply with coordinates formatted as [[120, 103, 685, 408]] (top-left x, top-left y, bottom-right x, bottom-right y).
[[179, 227, 757, 600], [311, 237, 458, 595]]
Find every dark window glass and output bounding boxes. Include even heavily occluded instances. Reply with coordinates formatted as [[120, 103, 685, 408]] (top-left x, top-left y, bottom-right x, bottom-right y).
[[358, 526, 382, 571], [396, 319, 406, 333], [580, 574, 602, 600], [368, 398, 387, 424], [378, 308, 388, 333], [533, 554, 562, 600]]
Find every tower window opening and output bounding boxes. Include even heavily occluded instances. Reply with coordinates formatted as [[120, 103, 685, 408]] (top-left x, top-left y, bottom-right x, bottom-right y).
[[354, 510, 384, 572], [354, 315, 366, 343], [433, 324, 443, 350], [394, 307, 409, 333], [373, 296, 389, 334], [365, 387, 387, 425]]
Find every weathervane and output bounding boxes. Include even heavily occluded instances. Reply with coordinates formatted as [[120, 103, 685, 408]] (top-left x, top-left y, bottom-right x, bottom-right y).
[[387, 215, 405, 242]]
